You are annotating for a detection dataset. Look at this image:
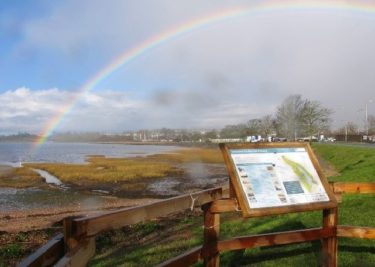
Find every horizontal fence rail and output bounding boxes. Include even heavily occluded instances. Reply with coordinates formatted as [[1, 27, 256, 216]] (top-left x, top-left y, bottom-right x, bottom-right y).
[[331, 182, 375, 194], [73, 186, 225, 238], [19, 182, 375, 267], [217, 227, 334, 252], [18, 234, 64, 267], [337, 226, 375, 239], [19, 186, 226, 267]]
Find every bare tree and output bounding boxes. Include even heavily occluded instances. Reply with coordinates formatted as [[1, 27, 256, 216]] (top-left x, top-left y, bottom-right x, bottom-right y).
[[258, 115, 276, 137], [276, 95, 332, 140], [336, 122, 359, 135], [245, 119, 261, 136], [300, 100, 332, 139], [220, 124, 248, 138], [276, 95, 305, 140]]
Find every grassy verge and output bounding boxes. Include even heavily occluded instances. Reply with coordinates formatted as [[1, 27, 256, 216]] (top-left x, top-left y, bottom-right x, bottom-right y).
[[88, 143, 375, 266], [312, 143, 375, 182]]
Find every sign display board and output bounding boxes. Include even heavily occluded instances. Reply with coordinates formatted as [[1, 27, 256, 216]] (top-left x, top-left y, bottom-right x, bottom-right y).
[[220, 143, 337, 217]]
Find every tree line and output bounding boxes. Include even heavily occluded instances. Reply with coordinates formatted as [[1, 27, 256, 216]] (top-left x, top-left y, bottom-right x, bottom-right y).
[[219, 94, 332, 140], [2, 94, 374, 143]]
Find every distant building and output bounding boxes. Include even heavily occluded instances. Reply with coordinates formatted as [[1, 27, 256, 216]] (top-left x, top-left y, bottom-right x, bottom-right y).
[[209, 138, 244, 143]]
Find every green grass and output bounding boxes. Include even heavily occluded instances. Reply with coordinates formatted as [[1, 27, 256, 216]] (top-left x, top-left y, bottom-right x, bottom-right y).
[[90, 214, 204, 267], [312, 143, 375, 182], [88, 143, 375, 266]]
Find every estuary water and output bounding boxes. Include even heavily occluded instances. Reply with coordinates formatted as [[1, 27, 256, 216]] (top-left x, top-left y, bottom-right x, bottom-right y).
[[0, 142, 180, 212], [0, 142, 179, 165]]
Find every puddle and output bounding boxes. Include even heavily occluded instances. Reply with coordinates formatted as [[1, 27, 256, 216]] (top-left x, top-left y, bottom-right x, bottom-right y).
[[33, 169, 63, 186], [148, 179, 180, 196]]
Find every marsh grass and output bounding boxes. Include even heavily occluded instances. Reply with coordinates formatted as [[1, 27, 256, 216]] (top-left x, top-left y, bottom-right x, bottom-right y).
[[148, 148, 224, 164], [0, 167, 43, 188], [19, 148, 222, 186], [24, 157, 180, 184]]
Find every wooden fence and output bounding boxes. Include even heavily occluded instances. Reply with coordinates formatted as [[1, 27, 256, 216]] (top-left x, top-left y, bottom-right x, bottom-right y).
[[18, 182, 375, 267]]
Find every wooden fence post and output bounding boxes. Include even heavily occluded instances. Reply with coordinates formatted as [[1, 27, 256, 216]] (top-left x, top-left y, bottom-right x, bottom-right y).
[[58, 216, 95, 267], [322, 208, 338, 267], [63, 216, 79, 252], [201, 203, 220, 267]]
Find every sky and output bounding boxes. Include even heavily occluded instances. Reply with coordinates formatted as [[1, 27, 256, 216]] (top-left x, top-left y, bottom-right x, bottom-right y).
[[1, 0, 375, 135]]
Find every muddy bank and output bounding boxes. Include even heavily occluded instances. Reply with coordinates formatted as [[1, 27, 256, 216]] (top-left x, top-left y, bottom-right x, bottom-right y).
[[81, 163, 228, 198], [0, 197, 157, 233]]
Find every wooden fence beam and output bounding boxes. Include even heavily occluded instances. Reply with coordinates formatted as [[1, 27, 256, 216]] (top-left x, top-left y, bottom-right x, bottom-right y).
[[73, 187, 223, 237], [209, 198, 239, 213], [337, 226, 375, 239], [53, 237, 95, 267], [156, 246, 202, 267], [332, 182, 375, 194], [217, 228, 333, 252], [18, 233, 64, 267]]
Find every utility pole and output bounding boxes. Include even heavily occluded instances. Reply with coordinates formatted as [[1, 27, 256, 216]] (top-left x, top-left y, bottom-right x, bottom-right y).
[[345, 123, 348, 142], [365, 103, 368, 137], [365, 100, 373, 136]]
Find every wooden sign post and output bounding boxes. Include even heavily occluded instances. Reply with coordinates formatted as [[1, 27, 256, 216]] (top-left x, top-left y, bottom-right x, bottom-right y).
[[201, 142, 338, 267]]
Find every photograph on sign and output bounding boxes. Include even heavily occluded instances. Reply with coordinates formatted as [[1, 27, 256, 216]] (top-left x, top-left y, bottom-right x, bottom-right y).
[[230, 147, 329, 209]]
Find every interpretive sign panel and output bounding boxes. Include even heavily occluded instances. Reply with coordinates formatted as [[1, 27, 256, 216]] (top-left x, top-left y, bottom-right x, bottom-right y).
[[220, 143, 337, 217]]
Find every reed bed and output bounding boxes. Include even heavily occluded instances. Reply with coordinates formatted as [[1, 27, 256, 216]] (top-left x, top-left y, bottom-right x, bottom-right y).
[[0, 167, 43, 188], [148, 148, 223, 164], [25, 157, 179, 183]]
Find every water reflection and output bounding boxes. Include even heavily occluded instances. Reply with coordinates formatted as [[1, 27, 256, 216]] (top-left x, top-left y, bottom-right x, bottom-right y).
[[0, 142, 179, 164]]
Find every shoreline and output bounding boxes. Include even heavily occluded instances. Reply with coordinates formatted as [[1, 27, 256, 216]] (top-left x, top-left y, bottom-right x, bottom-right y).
[[0, 146, 227, 233], [0, 197, 158, 233]]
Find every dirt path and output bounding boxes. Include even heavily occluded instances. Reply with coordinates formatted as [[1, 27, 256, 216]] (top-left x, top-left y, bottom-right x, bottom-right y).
[[315, 154, 339, 178]]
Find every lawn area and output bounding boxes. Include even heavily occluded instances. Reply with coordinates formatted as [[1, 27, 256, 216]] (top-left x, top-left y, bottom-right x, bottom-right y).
[[88, 143, 375, 266], [312, 143, 375, 182]]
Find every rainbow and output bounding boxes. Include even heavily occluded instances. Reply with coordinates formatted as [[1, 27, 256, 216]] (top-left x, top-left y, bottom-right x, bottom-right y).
[[34, 0, 375, 147]]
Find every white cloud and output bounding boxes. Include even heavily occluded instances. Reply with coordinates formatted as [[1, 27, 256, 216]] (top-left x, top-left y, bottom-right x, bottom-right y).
[[0, 88, 141, 134], [0, 86, 278, 134]]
